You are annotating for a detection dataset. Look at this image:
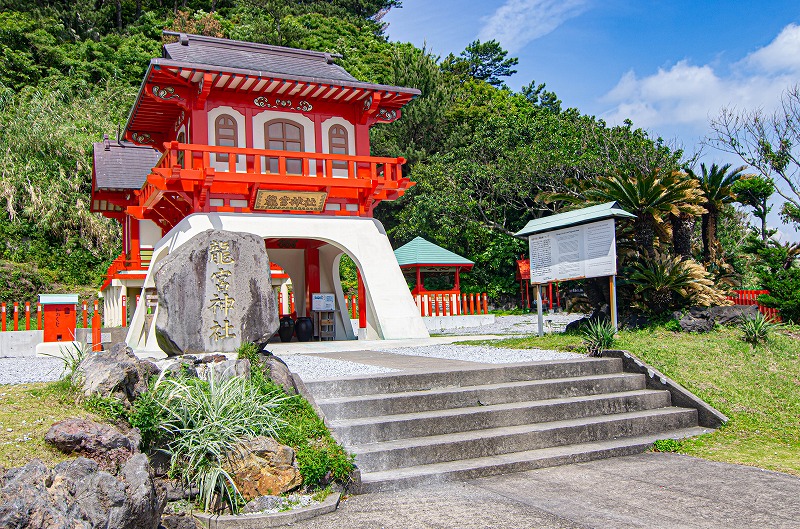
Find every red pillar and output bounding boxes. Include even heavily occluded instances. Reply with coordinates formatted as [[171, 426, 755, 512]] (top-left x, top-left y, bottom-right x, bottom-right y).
[[305, 247, 320, 318], [1, 303, 5, 332], [121, 295, 127, 327], [454, 267, 461, 293], [548, 283, 553, 310], [357, 269, 366, 331], [92, 300, 101, 352], [37, 303, 42, 330], [13, 302, 18, 331], [25, 302, 31, 330], [416, 266, 422, 295]]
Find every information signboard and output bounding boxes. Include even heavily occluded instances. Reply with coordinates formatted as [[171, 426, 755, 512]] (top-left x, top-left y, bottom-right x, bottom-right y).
[[311, 293, 336, 311], [528, 218, 617, 284]]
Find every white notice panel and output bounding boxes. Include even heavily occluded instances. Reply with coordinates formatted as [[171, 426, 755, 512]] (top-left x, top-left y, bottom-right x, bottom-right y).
[[528, 219, 617, 284], [311, 293, 336, 311]]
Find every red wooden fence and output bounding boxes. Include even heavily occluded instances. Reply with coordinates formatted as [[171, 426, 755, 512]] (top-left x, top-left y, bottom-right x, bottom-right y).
[[0, 300, 102, 331], [725, 289, 781, 322]]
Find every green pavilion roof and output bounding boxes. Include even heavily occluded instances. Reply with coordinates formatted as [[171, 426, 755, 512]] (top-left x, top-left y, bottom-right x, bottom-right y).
[[394, 237, 474, 267], [513, 201, 636, 238]]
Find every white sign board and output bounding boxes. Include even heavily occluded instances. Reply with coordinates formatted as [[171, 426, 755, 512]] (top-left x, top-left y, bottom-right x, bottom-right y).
[[311, 293, 336, 311], [528, 219, 617, 284]]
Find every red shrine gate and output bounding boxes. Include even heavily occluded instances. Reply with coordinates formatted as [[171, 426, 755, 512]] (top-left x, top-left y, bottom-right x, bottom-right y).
[[92, 32, 429, 348]]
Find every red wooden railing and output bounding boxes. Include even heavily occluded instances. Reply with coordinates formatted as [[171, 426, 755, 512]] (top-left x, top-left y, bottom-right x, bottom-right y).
[[725, 289, 781, 322], [100, 253, 151, 291]]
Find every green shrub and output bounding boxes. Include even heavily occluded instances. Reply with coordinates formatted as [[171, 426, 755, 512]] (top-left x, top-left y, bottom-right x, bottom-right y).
[[739, 312, 782, 345], [581, 319, 616, 356], [151, 371, 287, 513], [664, 319, 681, 332], [652, 438, 682, 452], [128, 386, 166, 451], [83, 393, 127, 423]]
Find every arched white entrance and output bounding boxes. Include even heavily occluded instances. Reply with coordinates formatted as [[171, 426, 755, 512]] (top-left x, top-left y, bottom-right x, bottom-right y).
[[125, 213, 429, 355]]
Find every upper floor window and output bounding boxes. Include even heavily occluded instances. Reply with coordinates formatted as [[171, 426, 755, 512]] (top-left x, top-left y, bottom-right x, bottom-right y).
[[215, 114, 238, 162], [176, 131, 186, 166], [329, 124, 349, 170], [265, 119, 304, 174]]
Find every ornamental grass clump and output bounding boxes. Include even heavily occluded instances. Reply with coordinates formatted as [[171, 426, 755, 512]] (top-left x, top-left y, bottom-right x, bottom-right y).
[[581, 319, 616, 356], [739, 312, 782, 345], [150, 370, 287, 513]]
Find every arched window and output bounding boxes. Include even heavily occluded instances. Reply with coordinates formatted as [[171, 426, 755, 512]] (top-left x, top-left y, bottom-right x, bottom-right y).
[[176, 131, 186, 166], [215, 114, 238, 162], [329, 124, 349, 170], [265, 119, 304, 174]]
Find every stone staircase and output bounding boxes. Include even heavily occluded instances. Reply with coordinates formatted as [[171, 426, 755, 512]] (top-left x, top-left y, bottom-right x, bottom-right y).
[[301, 357, 712, 493]]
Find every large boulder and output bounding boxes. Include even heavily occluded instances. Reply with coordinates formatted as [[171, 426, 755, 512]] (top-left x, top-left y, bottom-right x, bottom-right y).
[[45, 418, 140, 471], [224, 437, 302, 501], [707, 304, 760, 325], [77, 343, 159, 404], [0, 455, 164, 529], [154, 229, 279, 357], [565, 304, 610, 333], [679, 311, 714, 333], [263, 353, 297, 395]]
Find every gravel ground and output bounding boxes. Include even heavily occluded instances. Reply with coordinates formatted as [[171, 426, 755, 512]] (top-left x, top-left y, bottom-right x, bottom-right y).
[[437, 313, 587, 336], [281, 354, 398, 381], [372, 344, 582, 364], [0, 357, 65, 385]]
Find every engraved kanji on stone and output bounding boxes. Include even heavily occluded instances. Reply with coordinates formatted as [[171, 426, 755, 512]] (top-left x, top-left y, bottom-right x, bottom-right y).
[[209, 292, 235, 317], [210, 270, 232, 292], [209, 318, 237, 341], [209, 240, 235, 264]]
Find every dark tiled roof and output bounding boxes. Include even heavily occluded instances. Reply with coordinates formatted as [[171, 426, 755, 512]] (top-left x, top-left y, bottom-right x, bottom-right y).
[[93, 141, 161, 190], [163, 34, 359, 83]]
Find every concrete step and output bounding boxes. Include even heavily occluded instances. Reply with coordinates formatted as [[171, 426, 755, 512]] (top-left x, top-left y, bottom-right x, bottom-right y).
[[350, 407, 699, 472], [331, 389, 672, 445], [304, 357, 624, 399], [317, 372, 647, 420], [354, 426, 712, 493]]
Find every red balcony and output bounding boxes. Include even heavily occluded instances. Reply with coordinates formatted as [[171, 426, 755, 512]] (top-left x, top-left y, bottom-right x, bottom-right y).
[[127, 142, 413, 227]]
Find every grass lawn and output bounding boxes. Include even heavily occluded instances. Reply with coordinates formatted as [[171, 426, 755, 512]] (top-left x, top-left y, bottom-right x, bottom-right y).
[[0, 381, 97, 470], [462, 325, 800, 476]]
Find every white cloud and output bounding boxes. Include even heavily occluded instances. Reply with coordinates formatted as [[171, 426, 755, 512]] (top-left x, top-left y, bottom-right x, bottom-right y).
[[601, 23, 800, 131], [743, 23, 800, 73], [478, 0, 589, 52]]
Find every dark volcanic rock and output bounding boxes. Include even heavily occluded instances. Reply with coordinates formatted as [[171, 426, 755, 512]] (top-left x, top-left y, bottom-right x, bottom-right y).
[[263, 353, 296, 395], [154, 229, 279, 357], [565, 304, 611, 333], [0, 455, 164, 529], [707, 304, 760, 325], [679, 312, 714, 333], [160, 513, 199, 529], [77, 343, 159, 404], [45, 418, 140, 471]]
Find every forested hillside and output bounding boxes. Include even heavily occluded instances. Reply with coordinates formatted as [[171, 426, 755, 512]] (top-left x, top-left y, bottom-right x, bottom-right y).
[[3, 0, 763, 315]]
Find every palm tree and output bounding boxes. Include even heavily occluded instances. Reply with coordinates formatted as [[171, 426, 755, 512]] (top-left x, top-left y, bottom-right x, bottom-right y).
[[579, 168, 705, 258], [690, 163, 748, 263]]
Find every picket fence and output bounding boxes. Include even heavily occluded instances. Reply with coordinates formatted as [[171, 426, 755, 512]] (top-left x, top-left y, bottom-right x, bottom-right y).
[[724, 289, 781, 322]]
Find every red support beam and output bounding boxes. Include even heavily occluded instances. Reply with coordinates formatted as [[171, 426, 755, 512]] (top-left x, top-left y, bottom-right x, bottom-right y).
[[357, 269, 366, 331], [92, 300, 101, 352]]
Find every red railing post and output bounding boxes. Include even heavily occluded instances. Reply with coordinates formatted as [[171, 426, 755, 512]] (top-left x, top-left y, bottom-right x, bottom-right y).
[[37, 303, 42, 330], [427, 295, 433, 317], [121, 295, 127, 328], [82, 301, 88, 329], [351, 295, 357, 319], [13, 302, 18, 331], [92, 300, 101, 352], [289, 292, 295, 314], [25, 302, 31, 330], [483, 293, 488, 314], [1, 303, 5, 332]]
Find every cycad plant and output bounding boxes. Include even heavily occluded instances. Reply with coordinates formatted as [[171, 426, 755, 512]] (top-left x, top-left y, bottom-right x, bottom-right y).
[[581, 319, 616, 356], [689, 163, 749, 263], [626, 253, 727, 315], [550, 168, 705, 258]]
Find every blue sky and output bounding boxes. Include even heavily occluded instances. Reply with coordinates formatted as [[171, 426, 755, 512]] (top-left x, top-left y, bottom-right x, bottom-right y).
[[384, 1, 800, 242]]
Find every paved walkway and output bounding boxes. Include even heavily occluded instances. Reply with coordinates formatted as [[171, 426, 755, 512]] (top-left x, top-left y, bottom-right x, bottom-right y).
[[292, 453, 800, 528]]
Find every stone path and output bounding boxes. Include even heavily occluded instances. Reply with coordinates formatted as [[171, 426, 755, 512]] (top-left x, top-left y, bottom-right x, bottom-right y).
[[291, 453, 800, 529]]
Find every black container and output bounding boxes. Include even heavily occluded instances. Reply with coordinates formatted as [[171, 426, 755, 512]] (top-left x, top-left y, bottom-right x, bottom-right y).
[[295, 317, 314, 342], [278, 316, 295, 342]]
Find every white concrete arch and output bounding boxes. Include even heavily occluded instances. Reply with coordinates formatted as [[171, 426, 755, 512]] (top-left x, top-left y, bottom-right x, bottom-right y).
[[126, 213, 427, 355]]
